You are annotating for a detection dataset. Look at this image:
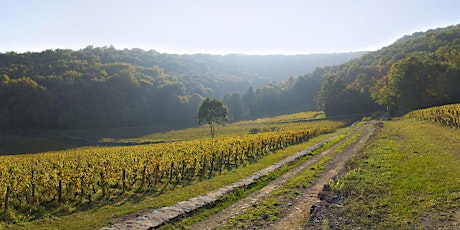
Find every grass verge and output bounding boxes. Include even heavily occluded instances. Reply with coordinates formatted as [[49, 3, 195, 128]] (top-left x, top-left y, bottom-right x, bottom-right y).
[[329, 119, 460, 229]]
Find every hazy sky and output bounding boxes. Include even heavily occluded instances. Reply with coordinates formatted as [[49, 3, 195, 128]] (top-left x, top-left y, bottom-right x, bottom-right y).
[[1, 0, 460, 54]]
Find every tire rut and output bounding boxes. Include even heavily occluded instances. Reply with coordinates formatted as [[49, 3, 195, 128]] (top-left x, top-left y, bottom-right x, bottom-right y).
[[271, 120, 378, 230], [191, 121, 374, 230]]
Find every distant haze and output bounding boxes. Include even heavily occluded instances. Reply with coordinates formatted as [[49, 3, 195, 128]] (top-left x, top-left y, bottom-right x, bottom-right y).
[[1, 0, 459, 54]]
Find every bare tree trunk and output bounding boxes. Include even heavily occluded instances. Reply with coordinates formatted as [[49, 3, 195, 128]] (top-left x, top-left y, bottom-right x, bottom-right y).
[[209, 123, 216, 138]]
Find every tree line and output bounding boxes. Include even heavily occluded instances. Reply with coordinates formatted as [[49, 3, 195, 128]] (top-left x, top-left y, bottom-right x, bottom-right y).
[[3, 23, 457, 130], [0, 47, 361, 130]]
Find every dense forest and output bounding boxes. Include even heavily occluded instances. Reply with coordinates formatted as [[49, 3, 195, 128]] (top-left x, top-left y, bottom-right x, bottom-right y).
[[213, 24, 460, 121], [2, 23, 459, 131], [315, 24, 460, 116], [0, 48, 363, 130]]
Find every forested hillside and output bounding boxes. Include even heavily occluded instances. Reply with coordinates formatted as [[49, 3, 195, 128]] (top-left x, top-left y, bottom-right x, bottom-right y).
[[315, 24, 460, 116], [0, 48, 363, 130], [3, 23, 457, 131]]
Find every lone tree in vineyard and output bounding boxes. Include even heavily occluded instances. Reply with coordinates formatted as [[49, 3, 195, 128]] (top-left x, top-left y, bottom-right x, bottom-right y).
[[198, 98, 228, 138]]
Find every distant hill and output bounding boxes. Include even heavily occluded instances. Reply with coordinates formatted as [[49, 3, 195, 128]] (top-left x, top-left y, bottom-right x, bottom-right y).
[[0, 47, 364, 129], [175, 52, 367, 85]]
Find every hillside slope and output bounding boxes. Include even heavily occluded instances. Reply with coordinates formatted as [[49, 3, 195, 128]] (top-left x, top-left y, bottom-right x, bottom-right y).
[[0, 48, 363, 129], [315, 24, 460, 116]]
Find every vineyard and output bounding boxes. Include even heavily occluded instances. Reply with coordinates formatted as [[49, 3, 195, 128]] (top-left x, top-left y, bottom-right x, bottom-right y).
[[0, 118, 343, 221], [403, 103, 460, 128]]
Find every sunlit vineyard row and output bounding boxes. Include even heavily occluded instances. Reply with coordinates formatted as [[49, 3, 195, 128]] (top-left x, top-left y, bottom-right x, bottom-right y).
[[233, 111, 325, 125], [404, 103, 460, 128], [0, 120, 343, 217]]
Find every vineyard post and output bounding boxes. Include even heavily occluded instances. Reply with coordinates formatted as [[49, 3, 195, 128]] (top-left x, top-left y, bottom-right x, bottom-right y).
[[168, 162, 174, 184], [226, 148, 231, 165], [58, 179, 63, 204], [233, 148, 238, 166], [31, 182, 36, 204], [180, 160, 186, 182], [140, 165, 147, 190], [122, 169, 126, 193], [191, 158, 197, 180], [209, 153, 215, 178], [261, 140, 265, 153], [234, 152, 238, 167], [88, 183, 93, 203], [174, 162, 181, 185], [219, 151, 224, 175], [100, 172, 105, 197], [200, 155, 206, 180], [31, 169, 36, 204], [153, 163, 159, 187], [80, 176, 85, 202], [4, 186, 10, 212]]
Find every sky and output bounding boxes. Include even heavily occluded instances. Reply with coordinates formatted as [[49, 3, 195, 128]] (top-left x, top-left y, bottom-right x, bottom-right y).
[[1, 0, 460, 55]]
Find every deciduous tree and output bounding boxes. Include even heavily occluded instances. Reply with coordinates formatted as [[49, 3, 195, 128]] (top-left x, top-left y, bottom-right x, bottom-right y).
[[198, 98, 228, 138]]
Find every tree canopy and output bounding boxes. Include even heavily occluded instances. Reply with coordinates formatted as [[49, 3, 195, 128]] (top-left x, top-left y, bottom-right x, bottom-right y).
[[197, 98, 228, 138], [2, 23, 457, 130], [0, 47, 361, 130], [315, 24, 460, 116]]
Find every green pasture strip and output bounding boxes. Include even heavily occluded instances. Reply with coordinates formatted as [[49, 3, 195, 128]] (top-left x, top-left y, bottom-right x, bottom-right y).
[[221, 133, 361, 229], [330, 119, 460, 229], [1, 129, 345, 230], [227, 111, 325, 125], [101, 111, 330, 143]]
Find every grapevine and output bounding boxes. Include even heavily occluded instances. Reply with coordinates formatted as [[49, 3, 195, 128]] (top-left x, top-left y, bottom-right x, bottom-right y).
[[404, 103, 460, 128], [0, 120, 342, 219]]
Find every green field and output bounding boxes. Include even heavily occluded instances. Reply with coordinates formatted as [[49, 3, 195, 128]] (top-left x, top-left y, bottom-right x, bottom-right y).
[[328, 118, 460, 229]]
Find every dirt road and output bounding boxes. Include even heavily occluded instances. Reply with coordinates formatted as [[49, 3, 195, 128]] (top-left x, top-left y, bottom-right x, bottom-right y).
[[192, 120, 379, 229], [102, 120, 379, 230], [271, 120, 378, 229]]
